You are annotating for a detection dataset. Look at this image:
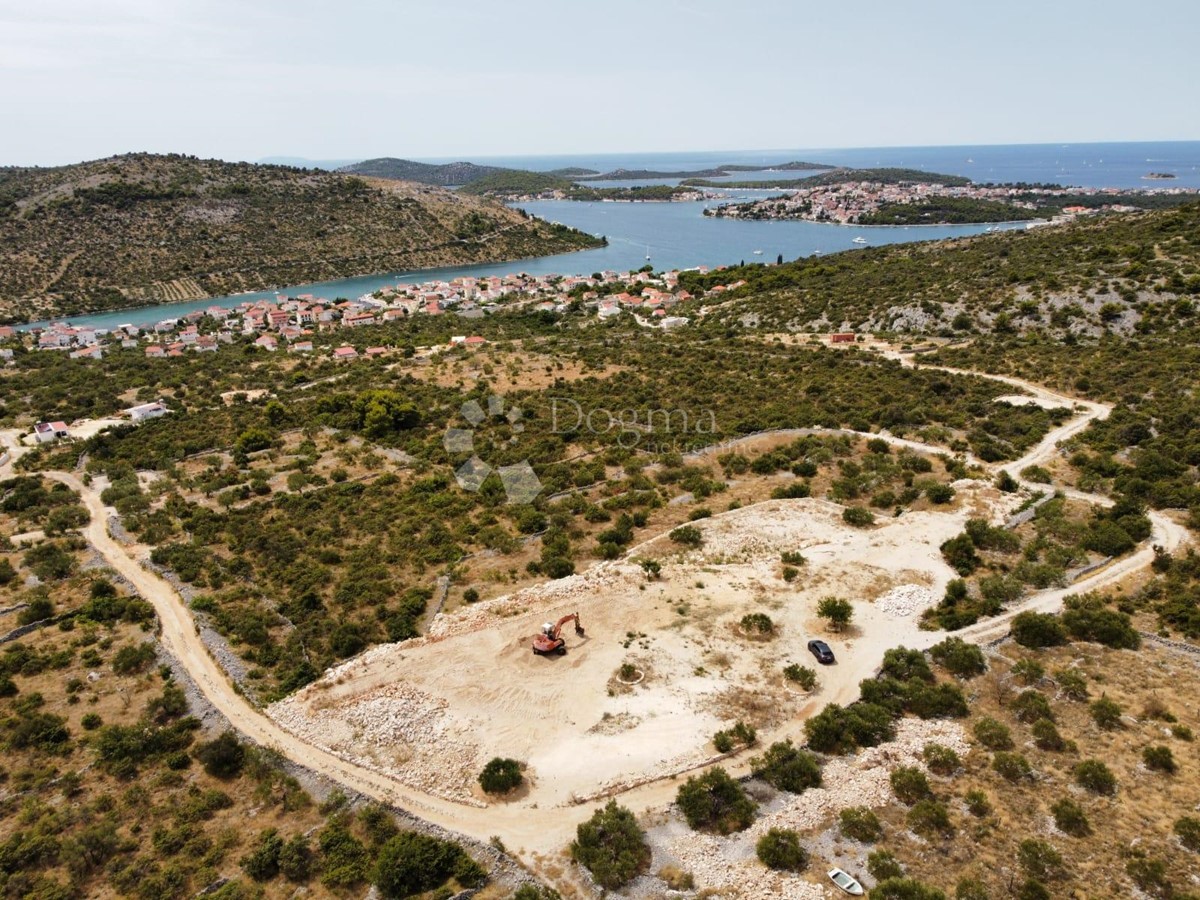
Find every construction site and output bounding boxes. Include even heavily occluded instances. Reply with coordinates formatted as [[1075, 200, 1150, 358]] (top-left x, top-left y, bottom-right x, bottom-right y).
[[268, 494, 976, 819]]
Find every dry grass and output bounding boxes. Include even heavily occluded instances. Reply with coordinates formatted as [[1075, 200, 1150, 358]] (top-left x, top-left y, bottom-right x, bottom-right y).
[[858, 639, 1200, 897]]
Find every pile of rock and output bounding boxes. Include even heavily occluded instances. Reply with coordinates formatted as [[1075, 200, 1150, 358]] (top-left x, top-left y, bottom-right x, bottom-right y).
[[270, 681, 483, 806], [875, 584, 939, 619]]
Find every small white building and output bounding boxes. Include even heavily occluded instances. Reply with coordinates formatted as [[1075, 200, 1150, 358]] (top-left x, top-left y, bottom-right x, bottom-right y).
[[33, 421, 70, 443], [126, 400, 169, 422]]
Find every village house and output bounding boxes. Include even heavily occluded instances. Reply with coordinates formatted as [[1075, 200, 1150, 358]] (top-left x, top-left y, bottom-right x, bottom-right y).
[[126, 400, 169, 422], [332, 345, 358, 360], [33, 421, 70, 443]]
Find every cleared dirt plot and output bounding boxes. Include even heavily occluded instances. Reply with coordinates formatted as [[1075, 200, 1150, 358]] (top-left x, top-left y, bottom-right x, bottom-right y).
[[269, 496, 982, 811]]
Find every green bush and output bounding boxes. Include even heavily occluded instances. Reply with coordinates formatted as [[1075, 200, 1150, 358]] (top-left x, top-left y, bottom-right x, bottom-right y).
[[194, 730, 245, 779], [739, 612, 775, 636], [1174, 815, 1200, 851], [782, 663, 817, 691], [842, 506, 876, 527], [972, 717, 1013, 750], [955, 877, 989, 900], [570, 801, 651, 889], [922, 743, 961, 775], [992, 751, 1033, 782], [712, 720, 756, 753], [240, 828, 284, 881], [1126, 858, 1171, 896], [1013, 689, 1055, 724], [838, 806, 882, 842], [1010, 612, 1067, 648], [816, 596, 854, 631], [755, 828, 808, 871], [1011, 658, 1045, 684], [278, 834, 313, 882], [111, 642, 156, 675], [890, 766, 932, 805], [925, 483, 955, 504], [868, 849, 905, 880], [906, 799, 954, 838], [1089, 695, 1123, 730], [749, 741, 821, 793], [873, 878, 948, 899], [669, 525, 703, 548], [1031, 718, 1067, 752], [1061, 602, 1140, 649], [1051, 798, 1090, 836], [1053, 668, 1088, 701], [1017, 839, 1063, 881], [675, 767, 757, 834], [478, 757, 523, 795], [928, 638, 986, 678], [1143, 745, 1177, 774], [964, 790, 991, 818], [373, 831, 483, 898], [1074, 759, 1117, 795], [804, 701, 895, 754]]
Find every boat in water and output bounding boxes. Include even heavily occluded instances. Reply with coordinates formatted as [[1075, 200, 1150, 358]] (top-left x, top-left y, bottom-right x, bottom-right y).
[[852, 236, 867, 244]]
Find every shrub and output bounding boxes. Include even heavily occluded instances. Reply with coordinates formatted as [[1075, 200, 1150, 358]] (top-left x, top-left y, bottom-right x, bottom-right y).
[[906, 800, 953, 838], [478, 757, 523, 795], [925, 483, 955, 504], [804, 702, 895, 754], [111, 642, 156, 675], [1143, 745, 1177, 774], [241, 828, 284, 881], [992, 751, 1033, 782], [955, 877, 989, 900], [1174, 815, 1200, 851], [373, 832, 482, 898], [1018, 839, 1063, 881], [940, 533, 980, 576], [712, 720, 756, 753], [781, 550, 806, 566], [1010, 612, 1067, 648], [1011, 658, 1045, 685], [570, 801, 650, 889], [890, 766, 932, 805], [839, 806, 882, 842], [922, 743, 960, 776], [750, 741, 821, 793], [1053, 668, 1088, 701], [1031, 719, 1067, 752], [972, 717, 1013, 751], [739, 612, 775, 637], [782, 664, 817, 691], [1021, 465, 1052, 483], [996, 470, 1019, 493], [81, 712, 102, 731], [675, 767, 757, 834], [195, 730, 245, 779], [1089, 695, 1122, 730], [1051, 798, 1090, 837], [279, 834, 313, 882], [816, 596, 854, 631], [1126, 858, 1171, 896], [868, 849, 905, 881], [842, 506, 875, 527], [755, 828, 808, 872], [873, 878, 948, 900], [929, 638, 986, 678], [1074, 759, 1117, 795], [1061, 602, 1140, 649], [963, 789, 991, 818], [669, 525, 703, 548], [1013, 690, 1055, 724]]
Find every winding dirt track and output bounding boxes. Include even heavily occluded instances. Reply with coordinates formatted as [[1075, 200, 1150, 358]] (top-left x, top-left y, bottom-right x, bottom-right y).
[[8, 357, 1187, 860]]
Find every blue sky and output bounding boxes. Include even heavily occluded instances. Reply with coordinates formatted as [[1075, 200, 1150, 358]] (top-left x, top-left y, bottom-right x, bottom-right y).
[[2, 0, 1197, 165]]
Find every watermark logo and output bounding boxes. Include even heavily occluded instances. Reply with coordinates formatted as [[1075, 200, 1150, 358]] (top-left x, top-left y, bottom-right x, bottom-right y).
[[442, 395, 542, 504], [550, 398, 717, 450]]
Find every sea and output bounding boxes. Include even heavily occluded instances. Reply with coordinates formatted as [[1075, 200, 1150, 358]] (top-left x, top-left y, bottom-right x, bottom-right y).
[[27, 141, 1200, 331]]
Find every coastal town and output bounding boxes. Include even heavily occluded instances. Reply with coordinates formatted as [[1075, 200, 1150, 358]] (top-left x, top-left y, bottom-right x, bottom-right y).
[[705, 177, 1200, 224], [0, 266, 716, 364]]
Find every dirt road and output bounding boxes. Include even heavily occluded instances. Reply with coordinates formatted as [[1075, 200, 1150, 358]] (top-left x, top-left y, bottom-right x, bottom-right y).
[[33, 354, 1190, 863]]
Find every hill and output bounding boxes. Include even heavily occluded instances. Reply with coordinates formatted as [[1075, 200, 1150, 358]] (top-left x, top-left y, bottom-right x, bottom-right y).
[[683, 167, 973, 189], [0, 154, 601, 322], [336, 157, 509, 186], [456, 170, 576, 196]]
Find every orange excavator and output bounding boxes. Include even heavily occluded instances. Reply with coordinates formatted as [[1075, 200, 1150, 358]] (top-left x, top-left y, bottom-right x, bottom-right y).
[[532, 612, 585, 656]]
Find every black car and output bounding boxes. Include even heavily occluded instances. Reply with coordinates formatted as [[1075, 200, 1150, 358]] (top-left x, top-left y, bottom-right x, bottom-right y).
[[808, 639, 836, 664]]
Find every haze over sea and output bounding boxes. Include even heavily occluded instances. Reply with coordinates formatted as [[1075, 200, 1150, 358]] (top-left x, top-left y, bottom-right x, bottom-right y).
[[35, 141, 1200, 331]]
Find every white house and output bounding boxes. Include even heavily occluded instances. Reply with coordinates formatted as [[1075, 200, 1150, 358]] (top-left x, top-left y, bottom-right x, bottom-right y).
[[33, 421, 70, 443], [126, 400, 169, 422]]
